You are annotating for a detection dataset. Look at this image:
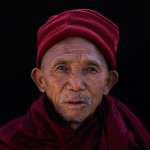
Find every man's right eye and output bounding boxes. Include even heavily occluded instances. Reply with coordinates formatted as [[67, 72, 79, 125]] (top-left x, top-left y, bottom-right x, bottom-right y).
[[56, 66, 66, 71]]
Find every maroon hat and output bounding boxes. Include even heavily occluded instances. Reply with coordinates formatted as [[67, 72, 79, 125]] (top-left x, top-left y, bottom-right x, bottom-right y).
[[36, 9, 120, 70]]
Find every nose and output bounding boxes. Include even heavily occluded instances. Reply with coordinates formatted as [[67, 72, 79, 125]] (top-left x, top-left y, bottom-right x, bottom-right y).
[[66, 73, 86, 91]]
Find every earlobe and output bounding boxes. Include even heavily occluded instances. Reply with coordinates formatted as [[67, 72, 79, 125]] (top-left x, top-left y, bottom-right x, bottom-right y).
[[31, 68, 46, 92], [103, 70, 119, 95]]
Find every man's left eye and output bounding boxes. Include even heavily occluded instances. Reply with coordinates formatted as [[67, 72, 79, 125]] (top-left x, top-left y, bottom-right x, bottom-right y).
[[86, 67, 97, 72]]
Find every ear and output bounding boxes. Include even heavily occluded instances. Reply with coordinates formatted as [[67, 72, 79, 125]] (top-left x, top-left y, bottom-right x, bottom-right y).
[[31, 68, 46, 92], [103, 70, 119, 95]]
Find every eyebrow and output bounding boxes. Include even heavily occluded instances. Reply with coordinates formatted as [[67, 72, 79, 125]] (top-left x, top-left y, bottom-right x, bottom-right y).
[[52, 58, 68, 65]]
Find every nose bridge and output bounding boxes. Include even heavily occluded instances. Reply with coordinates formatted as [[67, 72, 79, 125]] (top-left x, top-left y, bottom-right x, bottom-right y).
[[71, 70, 82, 82], [67, 70, 85, 91]]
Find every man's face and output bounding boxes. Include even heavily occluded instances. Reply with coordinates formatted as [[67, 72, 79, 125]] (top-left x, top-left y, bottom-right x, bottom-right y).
[[40, 37, 110, 124]]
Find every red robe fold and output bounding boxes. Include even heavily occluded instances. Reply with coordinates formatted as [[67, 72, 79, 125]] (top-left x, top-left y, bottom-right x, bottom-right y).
[[0, 93, 150, 150]]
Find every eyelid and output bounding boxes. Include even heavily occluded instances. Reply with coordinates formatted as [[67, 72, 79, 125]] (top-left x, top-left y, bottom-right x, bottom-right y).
[[53, 64, 69, 73], [52, 63, 67, 69], [86, 64, 99, 69], [87, 67, 98, 71]]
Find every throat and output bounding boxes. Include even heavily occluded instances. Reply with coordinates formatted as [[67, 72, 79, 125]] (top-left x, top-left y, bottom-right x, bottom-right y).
[[66, 122, 83, 130], [65, 114, 95, 130]]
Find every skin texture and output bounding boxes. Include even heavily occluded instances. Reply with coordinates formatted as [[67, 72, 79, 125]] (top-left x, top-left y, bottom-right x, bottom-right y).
[[31, 37, 118, 130]]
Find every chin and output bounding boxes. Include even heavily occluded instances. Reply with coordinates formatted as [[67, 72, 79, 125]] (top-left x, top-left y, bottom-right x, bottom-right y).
[[56, 105, 95, 123], [61, 112, 93, 123], [63, 116, 85, 123]]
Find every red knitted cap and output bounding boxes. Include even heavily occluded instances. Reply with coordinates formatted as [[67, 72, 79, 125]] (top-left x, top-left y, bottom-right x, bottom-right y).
[[36, 9, 120, 70]]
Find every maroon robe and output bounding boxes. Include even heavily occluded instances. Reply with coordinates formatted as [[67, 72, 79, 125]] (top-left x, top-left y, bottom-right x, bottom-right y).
[[0, 93, 150, 150]]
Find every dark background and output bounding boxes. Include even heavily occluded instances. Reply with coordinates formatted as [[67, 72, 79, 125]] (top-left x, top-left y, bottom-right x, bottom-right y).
[[0, 1, 150, 131]]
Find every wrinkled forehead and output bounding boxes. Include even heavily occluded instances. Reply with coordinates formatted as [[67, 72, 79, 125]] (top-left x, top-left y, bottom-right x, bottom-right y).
[[41, 37, 108, 69], [45, 36, 101, 54]]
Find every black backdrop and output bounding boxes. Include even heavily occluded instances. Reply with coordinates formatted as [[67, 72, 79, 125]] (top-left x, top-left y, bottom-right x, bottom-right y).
[[0, 1, 150, 131]]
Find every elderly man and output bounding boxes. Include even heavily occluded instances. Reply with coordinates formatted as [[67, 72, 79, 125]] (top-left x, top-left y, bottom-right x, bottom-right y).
[[0, 9, 149, 150]]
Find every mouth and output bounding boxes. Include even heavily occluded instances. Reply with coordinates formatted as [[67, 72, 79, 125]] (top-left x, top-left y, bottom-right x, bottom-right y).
[[64, 99, 88, 107]]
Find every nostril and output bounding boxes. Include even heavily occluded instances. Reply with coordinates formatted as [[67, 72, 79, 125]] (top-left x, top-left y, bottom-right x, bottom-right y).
[[66, 82, 86, 91], [66, 75, 86, 91]]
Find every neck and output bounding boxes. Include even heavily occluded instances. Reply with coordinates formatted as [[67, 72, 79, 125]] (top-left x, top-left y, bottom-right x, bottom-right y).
[[66, 122, 83, 130]]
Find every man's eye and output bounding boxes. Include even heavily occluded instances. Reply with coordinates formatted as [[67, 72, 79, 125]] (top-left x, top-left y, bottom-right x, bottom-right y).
[[86, 67, 97, 72], [56, 66, 66, 71]]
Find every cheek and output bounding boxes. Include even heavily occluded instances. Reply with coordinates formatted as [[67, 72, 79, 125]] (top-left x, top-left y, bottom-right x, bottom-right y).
[[85, 75, 106, 105], [86, 74, 106, 92], [44, 73, 67, 103]]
